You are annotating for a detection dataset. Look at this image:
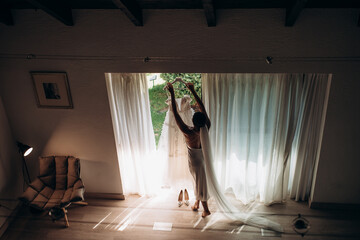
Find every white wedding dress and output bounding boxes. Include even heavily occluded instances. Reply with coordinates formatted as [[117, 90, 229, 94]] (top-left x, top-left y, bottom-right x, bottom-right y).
[[158, 95, 194, 190]]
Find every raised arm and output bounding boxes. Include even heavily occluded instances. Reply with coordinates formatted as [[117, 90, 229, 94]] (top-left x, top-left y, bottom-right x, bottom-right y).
[[186, 82, 211, 129], [166, 83, 192, 134]]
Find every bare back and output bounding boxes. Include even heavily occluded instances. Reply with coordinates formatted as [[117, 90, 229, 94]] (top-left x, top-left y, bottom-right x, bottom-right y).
[[183, 128, 201, 149], [167, 81, 210, 150]]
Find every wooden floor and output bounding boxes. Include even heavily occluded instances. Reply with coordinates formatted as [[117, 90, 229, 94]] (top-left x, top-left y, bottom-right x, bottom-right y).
[[2, 190, 360, 240]]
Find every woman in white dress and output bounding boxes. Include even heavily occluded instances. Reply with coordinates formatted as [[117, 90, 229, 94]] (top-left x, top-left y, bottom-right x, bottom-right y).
[[164, 79, 283, 231], [157, 95, 195, 206]]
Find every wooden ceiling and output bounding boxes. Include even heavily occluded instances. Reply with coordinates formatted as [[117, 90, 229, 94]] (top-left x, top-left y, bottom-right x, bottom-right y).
[[1, 0, 359, 27]]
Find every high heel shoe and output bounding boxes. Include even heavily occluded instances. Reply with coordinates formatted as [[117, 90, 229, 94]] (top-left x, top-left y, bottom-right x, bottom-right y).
[[184, 189, 189, 206], [178, 190, 183, 207]]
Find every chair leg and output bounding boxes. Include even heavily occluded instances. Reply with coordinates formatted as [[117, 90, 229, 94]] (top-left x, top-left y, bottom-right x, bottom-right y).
[[72, 201, 88, 206], [62, 208, 69, 228]]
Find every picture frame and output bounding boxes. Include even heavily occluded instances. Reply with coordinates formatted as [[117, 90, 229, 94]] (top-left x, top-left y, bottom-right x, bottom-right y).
[[31, 72, 73, 109]]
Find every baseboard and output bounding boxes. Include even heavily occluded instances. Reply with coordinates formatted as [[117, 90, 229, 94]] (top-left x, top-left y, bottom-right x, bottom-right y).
[[84, 192, 125, 200], [309, 200, 360, 210], [0, 202, 22, 238]]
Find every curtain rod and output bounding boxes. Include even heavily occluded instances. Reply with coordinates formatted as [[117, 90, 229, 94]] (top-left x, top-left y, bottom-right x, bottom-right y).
[[0, 54, 359, 63]]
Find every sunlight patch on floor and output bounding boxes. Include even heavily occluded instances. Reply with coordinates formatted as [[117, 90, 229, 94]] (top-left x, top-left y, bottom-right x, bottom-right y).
[[91, 190, 272, 234], [93, 196, 147, 231], [153, 222, 173, 231], [115, 199, 147, 231], [261, 229, 282, 237], [93, 212, 112, 229]]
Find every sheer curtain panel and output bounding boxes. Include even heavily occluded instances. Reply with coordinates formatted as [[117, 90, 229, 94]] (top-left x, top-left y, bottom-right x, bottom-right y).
[[106, 73, 158, 196], [289, 74, 332, 201], [202, 73, 331, 205]]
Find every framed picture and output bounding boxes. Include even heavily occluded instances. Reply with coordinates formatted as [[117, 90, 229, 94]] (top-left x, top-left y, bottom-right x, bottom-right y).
[[31, 72, 73, 109]]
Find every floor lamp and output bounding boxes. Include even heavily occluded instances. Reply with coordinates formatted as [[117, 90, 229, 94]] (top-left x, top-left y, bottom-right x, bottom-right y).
[[17, 141, 33, 184]]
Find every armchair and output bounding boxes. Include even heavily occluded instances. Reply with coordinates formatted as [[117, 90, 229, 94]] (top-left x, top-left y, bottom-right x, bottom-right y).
[[19, 156, 85, 227]]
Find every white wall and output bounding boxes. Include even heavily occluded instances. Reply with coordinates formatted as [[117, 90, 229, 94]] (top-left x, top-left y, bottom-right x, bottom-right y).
[[0, 9, 359, 202], [0, 62, 123, 194], [0, 96, 22, 229], [312, 71, 360, 204]]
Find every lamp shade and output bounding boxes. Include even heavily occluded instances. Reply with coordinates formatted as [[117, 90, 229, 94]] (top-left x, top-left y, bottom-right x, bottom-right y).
[[17, 142, 33, 157]]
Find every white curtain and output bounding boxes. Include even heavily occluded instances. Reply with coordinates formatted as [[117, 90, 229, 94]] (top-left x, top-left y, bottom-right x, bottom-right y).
[[202, 73, 331, 205], [289, 74, 332, 201], [105, 73, 159, 196]]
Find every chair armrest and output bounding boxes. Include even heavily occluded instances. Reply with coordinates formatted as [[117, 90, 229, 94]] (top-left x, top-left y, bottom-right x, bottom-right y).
[[70, 179, 85, 202], [19, 178, 45, 203]]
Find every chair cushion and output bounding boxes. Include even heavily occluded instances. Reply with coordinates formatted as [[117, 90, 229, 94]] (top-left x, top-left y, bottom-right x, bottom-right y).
[[39, 186, 54, 199], [30, 178, 46, 192], [32, 194, 49, 209], [20, 156, 85, 210], [39, 156, 55, 188], [67, 157, 80, 188], [55, 156, 68, 190], [51, 190, 65, 199], [20, 186, 39, 204], [44, 190, 64, 209]]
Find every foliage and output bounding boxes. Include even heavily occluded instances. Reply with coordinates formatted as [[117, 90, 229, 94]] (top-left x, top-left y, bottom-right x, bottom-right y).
[[160, 73, 202, 99], [148, 83, 168, 146]]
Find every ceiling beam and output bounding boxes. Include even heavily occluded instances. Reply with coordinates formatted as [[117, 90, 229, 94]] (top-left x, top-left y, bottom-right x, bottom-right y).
[[26, 0, 73, 26], [202, 0, 216, 27], [0, 7, 13, 26], [285, 0, 308, 27], [112, 0, 143, 26]]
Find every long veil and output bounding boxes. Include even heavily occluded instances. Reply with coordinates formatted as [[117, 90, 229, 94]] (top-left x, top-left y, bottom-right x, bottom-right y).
[[200, 126, 284, 232]]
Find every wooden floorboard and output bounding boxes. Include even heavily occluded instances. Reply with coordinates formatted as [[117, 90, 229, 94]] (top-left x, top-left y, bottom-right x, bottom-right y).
[[2, 191, 360, 240]]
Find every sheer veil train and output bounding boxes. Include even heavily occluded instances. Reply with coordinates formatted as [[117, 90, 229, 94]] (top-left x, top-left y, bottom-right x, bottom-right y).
[[200, 126, 284, 232]]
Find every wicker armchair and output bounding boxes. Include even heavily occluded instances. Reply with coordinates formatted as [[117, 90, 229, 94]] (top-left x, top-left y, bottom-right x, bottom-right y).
[[20, 156, 86, 227]]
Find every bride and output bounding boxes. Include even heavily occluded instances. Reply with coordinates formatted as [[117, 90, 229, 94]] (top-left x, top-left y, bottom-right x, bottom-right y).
[[165, 78, 283, 232]]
